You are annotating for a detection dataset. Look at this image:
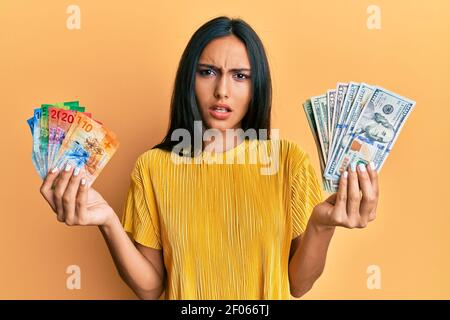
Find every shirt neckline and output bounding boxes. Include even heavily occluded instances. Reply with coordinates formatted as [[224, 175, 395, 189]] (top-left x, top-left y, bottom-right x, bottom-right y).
[[201, 138, 248, 155]]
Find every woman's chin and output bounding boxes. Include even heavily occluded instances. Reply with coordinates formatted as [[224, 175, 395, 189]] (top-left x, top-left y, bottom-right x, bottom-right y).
[[205, 119, 237, 132]]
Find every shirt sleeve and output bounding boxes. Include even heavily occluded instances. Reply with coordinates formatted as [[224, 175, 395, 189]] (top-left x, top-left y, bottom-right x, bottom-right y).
[[290, 145, 323, 239], [121, 154, 162, 249]]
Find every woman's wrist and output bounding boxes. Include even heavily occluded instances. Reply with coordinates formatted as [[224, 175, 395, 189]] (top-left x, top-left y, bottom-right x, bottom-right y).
[[309, 206, 336, 233], [99, 210, 121, 234]]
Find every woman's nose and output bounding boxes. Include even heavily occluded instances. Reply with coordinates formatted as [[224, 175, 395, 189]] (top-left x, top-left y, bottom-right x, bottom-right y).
[[214, 76, 229, 99]]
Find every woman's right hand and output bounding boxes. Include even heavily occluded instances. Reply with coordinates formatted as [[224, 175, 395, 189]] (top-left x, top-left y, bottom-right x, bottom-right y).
[[40, 164, 116, 227]]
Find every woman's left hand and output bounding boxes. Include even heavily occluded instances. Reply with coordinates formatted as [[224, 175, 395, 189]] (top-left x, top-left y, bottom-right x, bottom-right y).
[[311, 162, 379, 230]]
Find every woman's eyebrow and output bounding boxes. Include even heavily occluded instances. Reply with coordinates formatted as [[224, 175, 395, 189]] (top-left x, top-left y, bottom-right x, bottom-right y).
[[197, 63, 251, 72]]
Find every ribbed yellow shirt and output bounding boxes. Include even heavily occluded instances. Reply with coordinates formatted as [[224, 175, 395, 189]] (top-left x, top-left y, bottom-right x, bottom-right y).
[[121, 138, 323, 299]]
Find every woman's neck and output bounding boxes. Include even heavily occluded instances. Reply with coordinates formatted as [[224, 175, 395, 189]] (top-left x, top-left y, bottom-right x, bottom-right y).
[[202, 129, 245, 153]]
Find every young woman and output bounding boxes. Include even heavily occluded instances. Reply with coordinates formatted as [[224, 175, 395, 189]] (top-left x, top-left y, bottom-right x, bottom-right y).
[[39, 16, 379, 300]]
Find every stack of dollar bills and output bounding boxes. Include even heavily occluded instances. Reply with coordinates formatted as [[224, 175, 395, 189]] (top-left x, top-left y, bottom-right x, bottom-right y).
[[26, 101, 119, 188], [303, 83, 416, 193]]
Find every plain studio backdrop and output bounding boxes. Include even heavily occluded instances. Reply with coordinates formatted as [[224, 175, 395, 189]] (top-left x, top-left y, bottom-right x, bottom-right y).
[[0, 0, 449, 299]]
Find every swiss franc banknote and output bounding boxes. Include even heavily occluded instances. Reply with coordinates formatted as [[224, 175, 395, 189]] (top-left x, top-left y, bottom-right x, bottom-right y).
[[27, 101, 119, 187]]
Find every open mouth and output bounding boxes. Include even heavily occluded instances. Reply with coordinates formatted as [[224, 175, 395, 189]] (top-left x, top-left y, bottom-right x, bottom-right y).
[[208, 105, 232, 120], [210, 105, 232, 113]]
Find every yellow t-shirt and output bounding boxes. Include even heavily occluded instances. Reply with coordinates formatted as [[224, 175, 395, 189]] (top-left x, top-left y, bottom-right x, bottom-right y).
[[121, 138, 323, 299]]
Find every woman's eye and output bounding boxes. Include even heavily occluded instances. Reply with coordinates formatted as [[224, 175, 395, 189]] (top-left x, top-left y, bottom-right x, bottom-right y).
[[198, 69, 250, 80], [234, 73, 250, 80], [198, 69, 215, 76]]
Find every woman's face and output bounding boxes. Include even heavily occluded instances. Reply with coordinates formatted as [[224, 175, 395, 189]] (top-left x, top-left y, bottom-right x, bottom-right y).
[[195, 35, 252, 132]]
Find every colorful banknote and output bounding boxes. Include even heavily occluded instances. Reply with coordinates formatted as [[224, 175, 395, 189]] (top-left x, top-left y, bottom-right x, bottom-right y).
[[27, 101, 119, 187]]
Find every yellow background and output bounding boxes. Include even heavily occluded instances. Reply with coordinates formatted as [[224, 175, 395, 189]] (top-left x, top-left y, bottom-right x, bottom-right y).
[[1, 0, 449, 299]]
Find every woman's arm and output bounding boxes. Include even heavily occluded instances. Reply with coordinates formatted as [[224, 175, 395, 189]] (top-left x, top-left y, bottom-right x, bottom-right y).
[[99, 214, 166, 300], [288, 218, 335, 298], [288, 162, 379, 298], [40, 166, 165, 300]]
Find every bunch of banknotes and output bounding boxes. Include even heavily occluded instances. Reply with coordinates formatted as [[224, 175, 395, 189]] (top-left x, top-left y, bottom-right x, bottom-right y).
[[303, 83, 415, 193], [26, 101, 119, 188]]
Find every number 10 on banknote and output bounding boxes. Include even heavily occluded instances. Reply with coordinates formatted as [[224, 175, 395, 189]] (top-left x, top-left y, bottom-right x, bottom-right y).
[[26, 101, 119, 188]]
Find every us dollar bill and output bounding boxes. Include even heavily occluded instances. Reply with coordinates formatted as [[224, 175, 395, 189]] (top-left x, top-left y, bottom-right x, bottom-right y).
[[326, 89, 337, 150], [326, 86, 416, 180], [327, 82, 359, 162], [303, 99, 338, 193], [326, 83, 374, 179], [331, 83, 349, 147], [310, 95, 329, 162]]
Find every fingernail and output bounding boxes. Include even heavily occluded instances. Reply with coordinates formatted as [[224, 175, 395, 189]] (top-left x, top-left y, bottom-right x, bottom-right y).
[[370, 162, 376, 170], [343, 171, 348, 178], [81, 178, 86, 186], [51, 167, 58, 174], [350, 162, 357, 172], [64, 164, 72, 172], [358, 163, 366, 172], [73, 167, 80, 176]]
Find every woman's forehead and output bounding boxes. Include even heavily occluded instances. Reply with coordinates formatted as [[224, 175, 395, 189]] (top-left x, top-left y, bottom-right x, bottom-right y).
[[199, 35, 250, 69]]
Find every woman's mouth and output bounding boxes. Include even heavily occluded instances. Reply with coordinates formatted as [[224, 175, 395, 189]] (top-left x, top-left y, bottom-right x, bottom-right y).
[[208, 105, 232, 120]]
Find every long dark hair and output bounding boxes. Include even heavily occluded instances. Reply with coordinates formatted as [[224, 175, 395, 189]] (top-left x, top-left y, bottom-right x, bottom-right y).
[[152, 16, 272, 156]]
